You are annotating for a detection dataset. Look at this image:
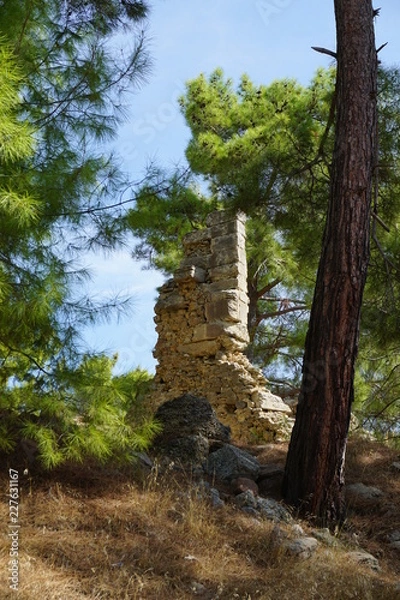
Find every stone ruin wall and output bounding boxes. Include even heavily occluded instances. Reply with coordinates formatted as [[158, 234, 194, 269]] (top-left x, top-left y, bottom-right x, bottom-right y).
[[150, 210, 294, 442]]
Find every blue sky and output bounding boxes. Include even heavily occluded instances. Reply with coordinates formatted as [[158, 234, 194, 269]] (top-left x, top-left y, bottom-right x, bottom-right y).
[[84, 0, 400, 374]]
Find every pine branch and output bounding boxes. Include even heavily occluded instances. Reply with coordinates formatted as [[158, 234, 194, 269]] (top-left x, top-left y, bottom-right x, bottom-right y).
[[311, 46, 337, 59], [256, 278, 282, 299], [256, 304, 309, 323]]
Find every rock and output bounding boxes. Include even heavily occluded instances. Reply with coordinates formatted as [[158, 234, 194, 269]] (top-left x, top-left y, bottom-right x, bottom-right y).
[[191, 581, 207, 595], [233, 490, 292, 523], [231, 477, 259, 496], [131, 451, 153, 470], [346, 483, 384, 502], [311, 528, 338, 547], [156, 434, 210, 466], [257, 464, 284, 498], [209, 487, 224, 509], [255, 411, 295, 442], [291, 524, 305, 537], [389, 541, 400, 551], [388, 530, 400, 543], [271, 524, 289, 545], [347, 551, 380, 571], [234, 490, 258, 510], [391, 461, 400, 472], [206, 444, 260, 482], [252, 389, 292, 414], [258, 464, 285, 479], [256, 497, 292, 523], [152, 394, 230, 465], [195, 480, 224, 508], [285, 537, 318, 559], [241, 506, 260, 518], [155, 394, 231, 442]]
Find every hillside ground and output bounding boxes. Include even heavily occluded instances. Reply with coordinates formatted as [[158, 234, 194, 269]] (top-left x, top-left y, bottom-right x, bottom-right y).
[[0, 437, 399, 599]]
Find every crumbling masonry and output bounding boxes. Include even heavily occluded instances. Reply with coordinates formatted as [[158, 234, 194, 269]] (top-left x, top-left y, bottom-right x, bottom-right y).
[[150, 211, 294, 442]]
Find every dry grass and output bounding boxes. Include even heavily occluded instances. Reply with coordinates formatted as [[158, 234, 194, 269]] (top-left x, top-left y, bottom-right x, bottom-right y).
[[0, 438, 399, 599]]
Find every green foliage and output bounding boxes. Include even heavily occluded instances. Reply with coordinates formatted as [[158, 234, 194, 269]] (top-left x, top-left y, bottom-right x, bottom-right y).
[[1, 355, 160, 468], [0, 0, 151, 246], [0, 41, 38, 225], [354, 346, 400, 446], [129, 65, 400, 436], [0, 2, 158, 467], [125, 168, 219, 274], [180, 68, 331, 216]]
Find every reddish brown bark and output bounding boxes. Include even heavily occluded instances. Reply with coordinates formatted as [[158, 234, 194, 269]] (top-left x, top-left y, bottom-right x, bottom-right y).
[[282, 0, 378, 525]]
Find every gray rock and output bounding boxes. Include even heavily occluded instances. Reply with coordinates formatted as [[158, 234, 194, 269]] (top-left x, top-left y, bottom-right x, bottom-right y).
[[131, 451, 153, 469], [257, 464, 284, 498], [257, 464, 285, 479], [190, 581, 208, 595], [234, 490, 257, 509], [231, 477, 259, 496], [241, 506, 260, 518], [347, 551, 380, 571], [285, 537, 318, 559], [206, 444, 260, 481], [291, 524, 305, 537], [271, 524, 289, 545], [311, 528, 338, 547], [346, 483, 384, 501], [391, 461, 400, 472], [155, 394, 231, 441], [389, 541, 400, 551], [388, 530, 400, 543], [256, 497, 292, 523], [209, 487, 224, 509], [155, 434, 210, 466], [152, 394, 230, 465]]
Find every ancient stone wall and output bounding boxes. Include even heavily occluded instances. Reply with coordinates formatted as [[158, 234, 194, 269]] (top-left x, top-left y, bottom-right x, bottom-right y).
[[150, 210, 294, 442]]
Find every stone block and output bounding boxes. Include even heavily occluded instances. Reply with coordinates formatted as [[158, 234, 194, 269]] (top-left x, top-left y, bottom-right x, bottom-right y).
[[155, 292, 187, 312], [220, 323, 250, 345], [206, 209, 246, 228], [178, 339, 220, 357], [180, 255, 210, 270], [174, 265, 207, 283], [192, 323, 225, 342], [209, 261, 247, 282], [210, 238, 247, 268], [182, 227, 211, 247], [209, 218, 245, 239], [252, 390, 292, 414], [205, 297, 240, 323], [207, 275, 248, 294]]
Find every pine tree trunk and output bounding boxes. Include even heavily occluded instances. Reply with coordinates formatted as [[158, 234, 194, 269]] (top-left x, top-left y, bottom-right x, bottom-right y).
[[282, 0, 378, 525]]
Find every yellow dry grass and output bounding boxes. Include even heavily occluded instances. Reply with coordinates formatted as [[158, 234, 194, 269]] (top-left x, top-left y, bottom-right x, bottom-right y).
[[0, 438, 399, 599]]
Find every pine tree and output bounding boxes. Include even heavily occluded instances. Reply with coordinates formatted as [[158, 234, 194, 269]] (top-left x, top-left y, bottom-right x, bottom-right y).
[[0, 1, 160, 468], [127, 64, 400, 439], [282, 0, 378, 524]]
